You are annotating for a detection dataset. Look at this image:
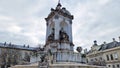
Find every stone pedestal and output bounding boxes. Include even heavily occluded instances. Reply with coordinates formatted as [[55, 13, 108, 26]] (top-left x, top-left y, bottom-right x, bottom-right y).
[[55, 52, 81, 63]]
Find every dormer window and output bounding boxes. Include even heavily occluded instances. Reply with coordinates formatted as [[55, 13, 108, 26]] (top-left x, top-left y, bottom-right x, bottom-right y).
[[114, 53, 118, 60]]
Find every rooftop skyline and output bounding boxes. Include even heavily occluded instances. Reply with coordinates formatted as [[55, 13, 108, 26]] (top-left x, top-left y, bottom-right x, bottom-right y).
[[0, 0, 120, 50]]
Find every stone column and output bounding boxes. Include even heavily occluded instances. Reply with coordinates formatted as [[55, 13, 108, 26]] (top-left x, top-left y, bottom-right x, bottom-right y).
[[69, 23, 73, 42]]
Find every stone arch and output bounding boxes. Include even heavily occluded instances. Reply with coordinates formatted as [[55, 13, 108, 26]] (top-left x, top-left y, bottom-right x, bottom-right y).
[[50, 22, 55, 28]]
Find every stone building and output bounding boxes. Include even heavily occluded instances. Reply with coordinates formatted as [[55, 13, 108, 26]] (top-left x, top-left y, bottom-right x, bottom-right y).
[[86, 37, 120, 68], [0, 42, 37, 68]]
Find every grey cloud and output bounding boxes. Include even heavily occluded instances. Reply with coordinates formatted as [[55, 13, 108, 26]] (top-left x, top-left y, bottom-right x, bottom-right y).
[[0, 0, 120, 50], [71, 0, 120, 50]]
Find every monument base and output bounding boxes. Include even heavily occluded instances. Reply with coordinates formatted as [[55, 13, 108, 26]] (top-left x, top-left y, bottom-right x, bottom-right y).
[[9, 62, 106, 68]]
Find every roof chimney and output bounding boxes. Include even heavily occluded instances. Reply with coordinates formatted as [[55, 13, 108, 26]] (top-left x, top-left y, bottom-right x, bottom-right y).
[[4, 42, 6, 46], [9, 42, 11, 46], [113, 38, 116, 42], [104, 41, 106, 45], [119, 36, 120, 42], [27, 45, 29, 48], [23, 44, 25, 47], [84, 48, 87, 54], [93, 40, 97, 46]]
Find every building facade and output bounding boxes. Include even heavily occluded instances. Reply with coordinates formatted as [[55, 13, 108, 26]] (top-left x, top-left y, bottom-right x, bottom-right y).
[[0, 42, 37, 68], [86, 37, 120, 68]]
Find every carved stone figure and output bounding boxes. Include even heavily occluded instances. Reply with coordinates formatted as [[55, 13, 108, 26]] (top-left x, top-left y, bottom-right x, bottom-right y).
[[40, 54, 46, 63], [48, 33, 54, 42], [59, 28, 69, 42], [76, 47, 82, 53]]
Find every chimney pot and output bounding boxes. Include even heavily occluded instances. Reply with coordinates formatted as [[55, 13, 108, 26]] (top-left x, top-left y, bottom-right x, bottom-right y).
[[9, 42, 11, 46], [104, 41, 106, 45], [113, 38, 115, 42], [27, 45, 29, 48], [94, 40, 97, 44], [119, 36, 120, 42], [93, 40, 97, 46], [4, 42, 6, 45], [23, 44, 25, 47]]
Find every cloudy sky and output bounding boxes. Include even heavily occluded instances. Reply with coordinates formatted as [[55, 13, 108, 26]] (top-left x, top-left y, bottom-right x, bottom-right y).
[[0, 0, 120, 50]]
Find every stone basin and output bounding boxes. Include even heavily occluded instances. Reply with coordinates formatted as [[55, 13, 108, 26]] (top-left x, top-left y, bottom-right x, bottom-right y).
[[9, 62, 106, 68]]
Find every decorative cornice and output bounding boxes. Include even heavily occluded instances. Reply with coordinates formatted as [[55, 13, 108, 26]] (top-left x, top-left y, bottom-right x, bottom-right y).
[[86, 46, 120, 57], [45, 11, 55, 21], [57, 48, 70, 51], [45, 8, 74, 21], [45, 40, 71, 46]]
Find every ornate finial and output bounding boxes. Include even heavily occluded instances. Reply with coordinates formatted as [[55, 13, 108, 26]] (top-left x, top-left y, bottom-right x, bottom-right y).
[[58, 0, 60, 4], [55, 0, 62, 10], [57, 0, 62, 7], [93, 40, 97, 46]]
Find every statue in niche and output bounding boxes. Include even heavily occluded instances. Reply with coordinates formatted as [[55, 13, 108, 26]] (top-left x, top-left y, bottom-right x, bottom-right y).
[[47, 28, 55, 42], [59, 28, 69, 42]]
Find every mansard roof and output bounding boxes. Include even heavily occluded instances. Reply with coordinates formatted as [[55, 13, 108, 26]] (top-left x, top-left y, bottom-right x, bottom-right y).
[[0, 42, 37, 51], [99, 41, 120, 51], [87, 41, 120, 54]]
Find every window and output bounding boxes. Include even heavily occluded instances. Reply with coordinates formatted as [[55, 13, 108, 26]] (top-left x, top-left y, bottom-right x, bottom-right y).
[[91, 59, 93, 61], [110, 54, 113, 60], [117, 64, 119, 68], [106, 55, 109, 61], [108, 65, 111, 67], [100, 57, 102, 60], [113, 65, 115, 68], [95, 58, 97, 61], [114, 53, 118, 60]]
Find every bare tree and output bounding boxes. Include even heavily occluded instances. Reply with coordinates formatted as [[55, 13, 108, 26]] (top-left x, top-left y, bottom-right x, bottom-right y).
[[24, 52, 30, 62], [0, 48, 21, 68]]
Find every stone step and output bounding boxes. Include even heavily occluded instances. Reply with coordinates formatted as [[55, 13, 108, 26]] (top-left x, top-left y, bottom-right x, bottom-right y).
[[39, 66, 48, 68]]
